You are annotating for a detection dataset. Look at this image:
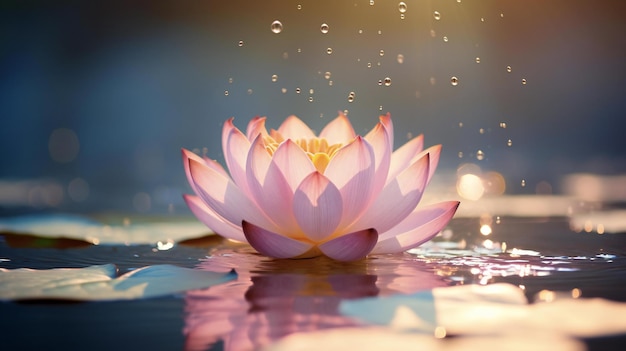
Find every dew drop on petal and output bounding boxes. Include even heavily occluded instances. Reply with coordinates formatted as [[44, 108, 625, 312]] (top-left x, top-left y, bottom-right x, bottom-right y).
[[326, 47, 333, 55], [324, 71, 331, 80], [271, 74, 278, 82], [398, 2, 407, 13], [271, 20, 283, 34], [475, 57, 481, 63], [384, 77, 392, 86], [320, 23, 329, 34], [506, 65, 512, 73], [476, 150, 485, 160], [433, 11, 441, 20], [397, 54, 404, 64], [450, 76, 459, 86]]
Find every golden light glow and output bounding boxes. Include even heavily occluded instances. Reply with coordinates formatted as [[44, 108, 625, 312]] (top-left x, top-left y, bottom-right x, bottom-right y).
[[434, 326, 447, 339], [264, 135, 343, 173], [456, 173, 484, 200], [480, 224, 492, 236]]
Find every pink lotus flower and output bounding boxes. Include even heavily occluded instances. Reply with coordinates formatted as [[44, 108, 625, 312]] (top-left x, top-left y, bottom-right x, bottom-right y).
[[182, 113, 459, 261]]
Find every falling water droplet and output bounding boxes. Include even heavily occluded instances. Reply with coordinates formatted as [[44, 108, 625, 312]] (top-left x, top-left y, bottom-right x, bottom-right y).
[[398, 2, 407, 13], [271, 74, 278, 82], [309, 88, 314, 94], [397, 54, 404, 64], [433, 11, 441, 20], [443, 36, 449, 42], [480, 17, 485, 22], [458, 151, 464, 158], [458, 122, 464, 128], [450, 76, 459, 86], [228, 77, 233, 84], [379, 49, 385, 57], [320, 23, 329, 34], [400, 14, 405, 20], [479, 128, 485, 134], [347, 92, 355, 102], [358, 29, 363, 34], [224, 90, 229, 96], [506, 65, 512, 73], [328, 80, 333, 86], [369, 0, 374, 5], [324, 71, 331, 80], [377, 30, 382, 35], [281, 88, 287, 94], [271, 20, 283, 34], [379, 105, 383, 111], [475, 57, 481, 64], [367, 62, 372, 68], [308, 96, 314, 103], [297, 4, 302, 10], [507, 139, 513, 147], [238, 40, 244, 47], [247, 88, 253, 95], [297, 48, 302, 53], [521, 179, 526, 187], [522, 78, 527, 85], [476, 150, 485, 160], [384, 77, 392, 86], [326, 47, 333, 54], [296, 87, 301, 94], [500, 122, 507, 128], [496, 216, 501, 224], [430, 29, 436, 37]]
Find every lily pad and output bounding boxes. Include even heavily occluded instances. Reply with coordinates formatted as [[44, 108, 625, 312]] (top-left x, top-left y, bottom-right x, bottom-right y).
[[0, 264, 237, 301]]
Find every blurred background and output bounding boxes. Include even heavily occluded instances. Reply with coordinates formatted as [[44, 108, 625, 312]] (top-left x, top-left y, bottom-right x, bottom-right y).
[[1, 0, 625, 216]]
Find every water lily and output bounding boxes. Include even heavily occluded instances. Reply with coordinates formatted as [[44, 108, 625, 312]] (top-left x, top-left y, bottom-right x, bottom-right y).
[[182, 113, 459, 261]]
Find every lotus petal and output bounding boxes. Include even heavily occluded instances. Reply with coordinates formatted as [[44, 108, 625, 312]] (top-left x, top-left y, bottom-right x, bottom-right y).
[[318, 228, 378, 261], [351, 154, 430, 234], [277, 115, 316, 140], [242, 221, 314, 259], [222, 120, 252, 193], [292, 172, 343, 242], [319, 112, 356, 145], [183, 194, 246, 242], [372, 201, 460, 254], [246, 116, 269, 141], [325, 137, 376, 228], [387, 134, 424, 184]]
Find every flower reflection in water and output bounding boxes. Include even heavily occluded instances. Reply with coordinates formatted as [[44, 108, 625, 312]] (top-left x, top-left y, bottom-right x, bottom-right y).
[[183, 243, 447, 351]]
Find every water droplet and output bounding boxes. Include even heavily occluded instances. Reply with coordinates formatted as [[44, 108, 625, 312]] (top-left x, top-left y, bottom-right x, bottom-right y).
[[297, 4, 302, 10], [397, 54, 404, 64], [521, 179, 526, 187], [228, 77, 233, 84], [475, 57, 481, 64], [295, 87, 301, 94], [324, 71, 331, 80], [458, 122, 463, 128], [309, 88, 314, 94], [379, 105, 383, 111], [430, 29, 436, 37], [480, 17, 485, 22], [238, 40, 244, 47], [308, 96, 314, 103], [476, 150, 485, 160], [433, 11, 441, 20], [369, 0, 374, 5], [506, 65, 512, 73], [358, 29, 363, 34], [281, 88, 287, 94], [443, 36, 449, 42], [384, 77, 392, 86], [377, 30, 382, 35], [271, 20, 283, 34], [282, 52, 289, 59], [458, 151, 464, 158], [367, 62, 372, 68], [320, 23, 329, 34], [496, 216, 501, 224], [450, 76, 459, 86], [398, 2, 407, 13], [326, 47, 333, 55], [247, 88, 253, 95], [507, 139, 512, 147], [271, 74, 278, 82], [297, 48, 302, 53], [224, 90, 229, 96], [499, 122, 507, 128], [347, 92, 355, 103], [522, 78, 527, 85], [400, 14, 405, 20], [500, 13, 504, 18], [377, 80, 383, 86], [406, 132, 413, 139], [328, 80, 333, 86], [379, 49, 385, 57], [479, 128, 485, 134]]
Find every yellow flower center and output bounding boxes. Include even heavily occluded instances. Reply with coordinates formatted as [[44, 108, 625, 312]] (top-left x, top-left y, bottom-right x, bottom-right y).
[[263, 135, 342, 173]]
